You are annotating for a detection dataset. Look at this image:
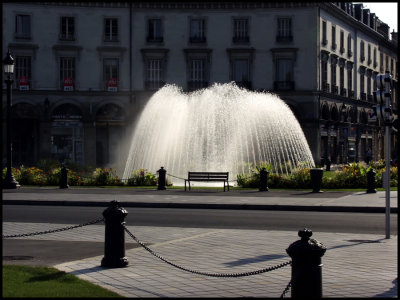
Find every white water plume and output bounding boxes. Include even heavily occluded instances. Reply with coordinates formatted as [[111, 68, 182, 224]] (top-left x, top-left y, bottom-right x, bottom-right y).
[[123, 82, 315, 184]]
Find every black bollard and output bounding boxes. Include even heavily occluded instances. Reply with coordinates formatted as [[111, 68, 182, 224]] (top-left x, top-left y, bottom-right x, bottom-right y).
[[157, 166, 167, 190], [59, 165, 69, 189], [310, 168, 323, 193], [259, 167, 269, 191], [101, 200, 129, 268], [366, 168, 377, 193], [325, 158, 331, 171], [286, 228, 326, 298]]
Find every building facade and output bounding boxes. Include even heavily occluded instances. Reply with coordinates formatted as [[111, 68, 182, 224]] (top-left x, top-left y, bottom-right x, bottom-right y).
[[2, 2, 398, 175]]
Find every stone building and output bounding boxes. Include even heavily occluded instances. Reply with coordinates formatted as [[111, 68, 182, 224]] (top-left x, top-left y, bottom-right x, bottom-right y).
[[2, 2, 398, 175]]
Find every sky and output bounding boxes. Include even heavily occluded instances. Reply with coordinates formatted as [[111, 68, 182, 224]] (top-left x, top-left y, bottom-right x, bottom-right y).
[[354, 2, 398, 33]]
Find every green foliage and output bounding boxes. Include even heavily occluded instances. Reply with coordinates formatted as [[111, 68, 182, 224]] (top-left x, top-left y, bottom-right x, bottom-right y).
[[90, 168, 123, 186], [237, 160, 398, 189], [127, 169, 157, 186]]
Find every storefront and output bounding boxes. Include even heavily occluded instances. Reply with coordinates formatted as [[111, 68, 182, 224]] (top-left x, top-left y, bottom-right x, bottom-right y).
[[50, 103, 84, 164]]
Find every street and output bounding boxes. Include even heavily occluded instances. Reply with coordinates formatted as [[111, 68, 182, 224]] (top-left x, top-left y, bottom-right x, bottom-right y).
[[3, 205, 398, 234]]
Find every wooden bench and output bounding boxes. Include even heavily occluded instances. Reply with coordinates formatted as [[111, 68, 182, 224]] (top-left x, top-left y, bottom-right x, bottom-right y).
[[184, 172, 230, 191]]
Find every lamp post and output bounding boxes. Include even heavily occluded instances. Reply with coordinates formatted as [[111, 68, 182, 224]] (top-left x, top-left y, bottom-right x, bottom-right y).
[[2, 49, 20, 189]]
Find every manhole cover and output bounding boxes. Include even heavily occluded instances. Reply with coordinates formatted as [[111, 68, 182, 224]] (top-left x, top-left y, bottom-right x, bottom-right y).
[[3, 256, 34, 261]]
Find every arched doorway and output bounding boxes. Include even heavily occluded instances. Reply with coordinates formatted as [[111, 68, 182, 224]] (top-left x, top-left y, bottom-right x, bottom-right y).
[[50, 103, 84, 164], [11, 102, 40, 166], [95, 103, 125, 167]]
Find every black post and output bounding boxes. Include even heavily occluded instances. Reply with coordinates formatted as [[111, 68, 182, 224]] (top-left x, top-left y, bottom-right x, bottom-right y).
[[157, 166, 167, 190], [2, 50, 19, 189], [286, 228, 326, 298], [310, 168, 323, 193], [59, 165, 69, 189], [366, 168, 377, 193], [101, 200, 129, 268], [259, 167, 269, 191], [325, 158, 331, 171]]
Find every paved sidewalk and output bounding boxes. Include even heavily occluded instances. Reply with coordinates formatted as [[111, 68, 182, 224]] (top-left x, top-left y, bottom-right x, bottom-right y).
[[3, 222, 397, 298], [2, 188, 398, 297]]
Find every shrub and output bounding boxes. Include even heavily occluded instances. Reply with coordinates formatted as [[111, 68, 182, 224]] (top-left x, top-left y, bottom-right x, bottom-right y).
[[127, 169, 157, 186], [91, 168, 122, 186]]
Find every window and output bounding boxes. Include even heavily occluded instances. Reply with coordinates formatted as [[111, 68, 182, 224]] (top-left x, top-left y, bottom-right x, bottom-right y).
[[233, 18, 249, 43], [104, 18, 118, 42], [59, 57, 75, 91], [277, 18, 292, 42], [360, 68, 365, 100], [340, 31, 345, 53], [146, 59, 164, 90], [103, 58, 119, 91], [232, 59, 250, 88], [190, 19, 205, 43], [15, 14, 31, 38], [380, 52, 384, 72], [322, 21, 327, 45], [367, 71, 372, 99], [60, 17, 75, 40], [339, 64, 345, 96], [275, 59, 294, 90], [360, 41, 365, 62], [188, 59, 207, 90], [15, 56, 32, 90], [321, 51, 329, 92], [147, 19, 163, 42], [331, 57, 337, 93], [367, 44, 371, 65], [390, 58, 393, 75], [385, 55, 389, 72], [347, 64, 353, 98], [347, 34, 352, 57], [331, 26, 336, 50], [373, 48, 377, 68]]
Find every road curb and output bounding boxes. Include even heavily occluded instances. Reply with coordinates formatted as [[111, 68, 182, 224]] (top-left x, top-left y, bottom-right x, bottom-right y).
[[3, 199, 397, 213]]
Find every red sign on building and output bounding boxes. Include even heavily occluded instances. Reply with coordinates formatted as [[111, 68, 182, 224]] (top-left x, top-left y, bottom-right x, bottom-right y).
[[64, 77, 74, 91], [107, 78, 117, 91], [19, 76, 29, 90]]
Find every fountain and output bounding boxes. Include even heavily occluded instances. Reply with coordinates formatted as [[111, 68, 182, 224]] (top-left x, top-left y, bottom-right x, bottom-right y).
[[122, 82, 315, 185]]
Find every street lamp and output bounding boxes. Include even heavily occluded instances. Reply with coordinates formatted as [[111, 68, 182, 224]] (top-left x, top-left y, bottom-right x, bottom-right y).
[[2, 49, 20, 189]]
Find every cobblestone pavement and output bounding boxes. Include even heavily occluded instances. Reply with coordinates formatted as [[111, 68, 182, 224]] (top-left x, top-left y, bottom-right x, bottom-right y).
[[3, 222, 397, 298]]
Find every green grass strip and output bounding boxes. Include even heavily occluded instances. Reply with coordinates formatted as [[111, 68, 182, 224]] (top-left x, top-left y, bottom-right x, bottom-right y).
[[2, 265, 123, 298]]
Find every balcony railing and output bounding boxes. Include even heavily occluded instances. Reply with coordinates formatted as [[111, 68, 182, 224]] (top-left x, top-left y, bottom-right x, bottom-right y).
[[276, 35, 293, 42], [234, 80, 252, 90], [348, 50, 353, 57], [322, 82, 330, 93], [331, 85, 338, 95], [274, 81, 294, 91], [187, 80, 208, 91], [145, 80, 165, 90], [189, 36, 206, 43], [360, 92, 366, 101], [147, 36, 163, 43], [367, 94, 373, 102], [348, 90, 354, 99], [340, 87, 347, 97], [232, 36, 249, 43]]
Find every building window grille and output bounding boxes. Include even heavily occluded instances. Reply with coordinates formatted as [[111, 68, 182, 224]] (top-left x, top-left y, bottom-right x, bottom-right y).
[[373, 48, 377, 68], [367, 44, 371, 65], [277, 18, 292, 42], [146, 59, 164, 90], [232, 59, 251, 89], [188, 59, 207, 90], [190, 19, 206, 43], [60, 17, 75, 40], [15, 56, 32, 90], [15, 14, 31, 39], [59, 57, 75, 91], [147, 19, 163, 42], [331, 60, 337, 91], [233, 19, 249, 43], [347, 34, 352, 57], [347, 68, 352, 97], [103, 58, 119, 91], [104, 18, 118, 42], [275, 58, 294, 90]]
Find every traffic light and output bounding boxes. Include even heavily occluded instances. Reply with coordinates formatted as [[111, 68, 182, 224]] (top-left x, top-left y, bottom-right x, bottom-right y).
[[374, 72, 392, 124]]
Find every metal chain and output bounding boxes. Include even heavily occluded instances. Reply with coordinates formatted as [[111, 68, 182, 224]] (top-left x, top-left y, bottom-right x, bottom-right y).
[[2, 217, 104, 238], [280, 280, 292, 298], [123, 224, 291, 278]]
